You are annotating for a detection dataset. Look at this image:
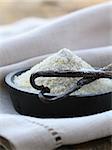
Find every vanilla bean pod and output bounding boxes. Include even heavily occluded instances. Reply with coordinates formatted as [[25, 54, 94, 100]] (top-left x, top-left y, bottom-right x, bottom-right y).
[[32, 70, 112, 79], [30, 67, 112, 103], [38, 77, 96, 103]]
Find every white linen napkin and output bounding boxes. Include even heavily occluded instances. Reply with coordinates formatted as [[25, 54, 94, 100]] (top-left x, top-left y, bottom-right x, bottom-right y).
[[0, 2, 112, 150]]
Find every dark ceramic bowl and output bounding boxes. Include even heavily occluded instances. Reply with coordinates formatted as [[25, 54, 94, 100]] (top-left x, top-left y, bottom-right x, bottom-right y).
[[5, 69, 112, 118]]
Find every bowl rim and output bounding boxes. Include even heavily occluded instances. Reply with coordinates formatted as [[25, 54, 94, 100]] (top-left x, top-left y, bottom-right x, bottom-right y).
[[5, 69, 112, 98]]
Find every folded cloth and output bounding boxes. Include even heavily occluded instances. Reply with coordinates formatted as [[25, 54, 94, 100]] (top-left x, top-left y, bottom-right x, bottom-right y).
[[0, 2, 111, 67], [0, 2, 112, 150], [0, 17, 49, 40], [0, 112, 112, 150]]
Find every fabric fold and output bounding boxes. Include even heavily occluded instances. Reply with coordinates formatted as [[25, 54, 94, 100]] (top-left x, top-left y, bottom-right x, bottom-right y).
[[0, 2, 111, 67], [0, 115, 57, 150], [0, 111, 112, 150]]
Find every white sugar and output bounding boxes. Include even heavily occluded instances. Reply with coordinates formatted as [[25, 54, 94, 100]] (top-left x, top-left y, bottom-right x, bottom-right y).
[[14, 48, 112, 96]]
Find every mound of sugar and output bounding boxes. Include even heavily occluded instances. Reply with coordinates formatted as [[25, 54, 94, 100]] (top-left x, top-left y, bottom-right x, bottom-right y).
[[14, 48, 112, 95]]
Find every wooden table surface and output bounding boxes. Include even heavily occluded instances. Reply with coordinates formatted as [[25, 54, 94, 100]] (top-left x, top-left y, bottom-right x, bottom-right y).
[[0, 0, 107, 24]]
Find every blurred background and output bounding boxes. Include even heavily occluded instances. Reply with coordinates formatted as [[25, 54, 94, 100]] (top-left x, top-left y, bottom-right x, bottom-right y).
[[0, 0, 109, 25]]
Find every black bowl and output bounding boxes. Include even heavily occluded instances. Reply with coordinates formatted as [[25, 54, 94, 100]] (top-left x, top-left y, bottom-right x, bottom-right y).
[[5, 69, 112, 118]]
